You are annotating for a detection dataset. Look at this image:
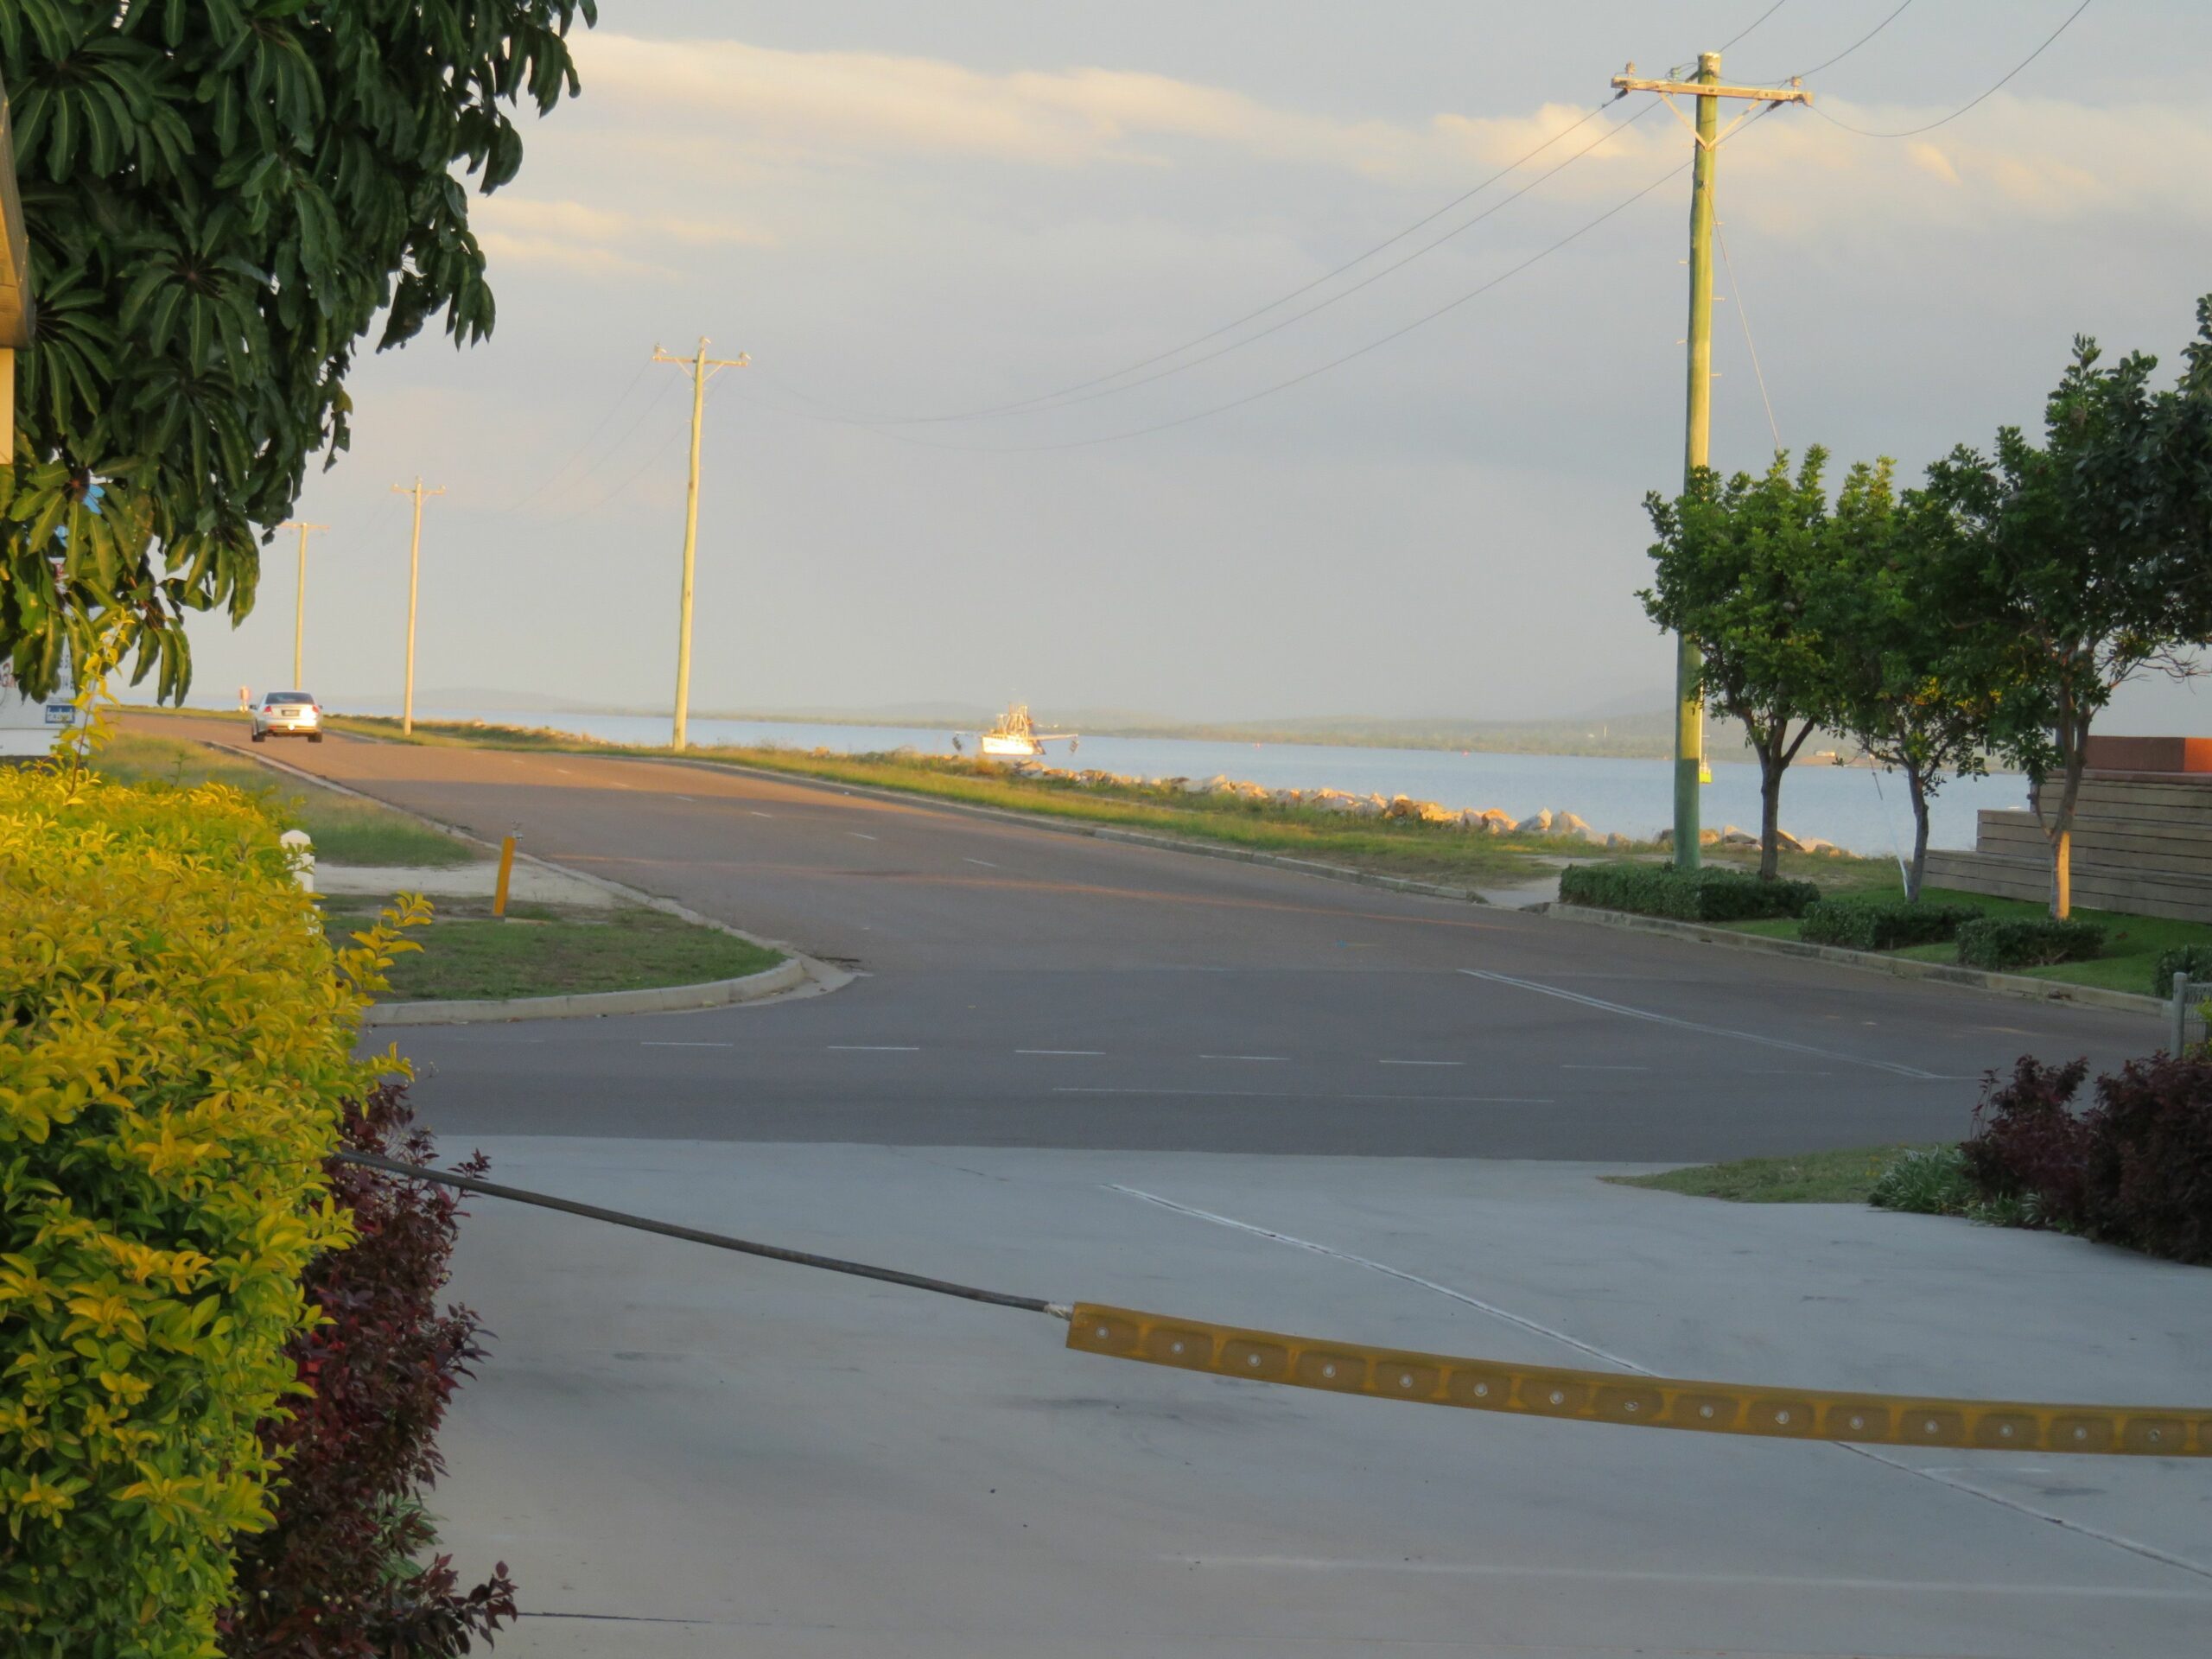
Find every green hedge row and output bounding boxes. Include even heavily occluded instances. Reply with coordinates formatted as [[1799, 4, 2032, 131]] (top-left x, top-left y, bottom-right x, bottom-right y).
[[1557, 861, 1820, 922], [1798, 899, 1979, 952], [1955, 916, 2105, 971]]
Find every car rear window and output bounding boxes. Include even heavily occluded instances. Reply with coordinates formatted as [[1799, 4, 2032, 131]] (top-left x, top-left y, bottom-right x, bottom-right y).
[[266, 693, 315, 704]]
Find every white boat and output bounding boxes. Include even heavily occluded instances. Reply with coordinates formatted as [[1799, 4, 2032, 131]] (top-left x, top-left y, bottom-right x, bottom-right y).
[[972, 703, 1077, 760]]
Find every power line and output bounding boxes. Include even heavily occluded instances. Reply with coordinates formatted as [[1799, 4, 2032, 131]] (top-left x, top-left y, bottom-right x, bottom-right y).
[[810, 97, 1643, 428], [494, 356, 655, 514], [885, 96, 1662, 427], [944, 156, 1698, 455], [1716, 219, 1781, 452], [1788, 0, 1916, 79], [1808, 0, 2093, 138], [1719, 0, 1793, 52], [535, 374, 681, 513]]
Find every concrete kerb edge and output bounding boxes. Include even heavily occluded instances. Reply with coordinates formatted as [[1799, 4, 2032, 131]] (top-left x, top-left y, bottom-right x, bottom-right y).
[[362, 957, 809, 1027], [1544, 903, 2166, 1019], [207, 740, 855, 1019], [632, 753, 1496, 906]]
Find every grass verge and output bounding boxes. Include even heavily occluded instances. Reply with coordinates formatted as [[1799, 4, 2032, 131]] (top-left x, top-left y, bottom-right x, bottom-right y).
[[95, 731, 477, 867], [1605, 1144, 1938, 1205], [1713, 885, 2212, 997], [324, 895, 783, 1001], [253, 711, 1629, 888]]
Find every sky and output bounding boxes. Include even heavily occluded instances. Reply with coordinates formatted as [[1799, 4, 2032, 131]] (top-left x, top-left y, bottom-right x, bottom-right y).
[[187, 1, 2212, 731]]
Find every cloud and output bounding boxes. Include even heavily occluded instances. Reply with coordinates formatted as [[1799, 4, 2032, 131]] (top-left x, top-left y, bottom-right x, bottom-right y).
[[469, 194, 779, 283]]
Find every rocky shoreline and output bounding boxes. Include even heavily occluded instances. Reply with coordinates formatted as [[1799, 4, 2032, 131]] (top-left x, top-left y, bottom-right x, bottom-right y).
[[1002, 763, 1849, 857]]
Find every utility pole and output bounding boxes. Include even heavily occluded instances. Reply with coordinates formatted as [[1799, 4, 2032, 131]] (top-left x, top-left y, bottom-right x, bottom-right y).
[[278, 520, 326, 688], [1611, 54, 1811, 869], [391, 478, 443, 736], [652, 337, 748, 750]]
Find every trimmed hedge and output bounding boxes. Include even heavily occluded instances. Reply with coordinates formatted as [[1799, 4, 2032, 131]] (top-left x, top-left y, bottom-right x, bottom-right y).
[[2150, 944, 2212, 999], [1558, 861, 1820, 922], [1798, 899, 1978, 952], [0, 760, 418, 1657], [1954, 915, 2104, 971]]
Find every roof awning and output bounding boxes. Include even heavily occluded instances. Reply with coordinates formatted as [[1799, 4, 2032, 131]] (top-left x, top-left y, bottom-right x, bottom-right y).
[[0, 72, 32, 350]]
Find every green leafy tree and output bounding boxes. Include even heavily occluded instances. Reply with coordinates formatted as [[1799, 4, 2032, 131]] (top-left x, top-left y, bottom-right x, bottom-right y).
[[0, 0, 598, 702], [1919, 307, 2212, 918], [1810, 460, 1997, 902], [1642, 448, 1840, 881]]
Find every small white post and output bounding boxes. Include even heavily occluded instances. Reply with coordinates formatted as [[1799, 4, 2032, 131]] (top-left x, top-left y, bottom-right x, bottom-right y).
[[2171, 971, 2191, 1057], [280, 829, 315, 894]]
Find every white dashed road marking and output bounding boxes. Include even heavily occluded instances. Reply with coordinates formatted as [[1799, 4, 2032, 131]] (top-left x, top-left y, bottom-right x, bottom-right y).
[[963, 857, 999, 868], [1380, 1059, 1463, 1067], [829, 1045, 919, 1052], [1200, 1053, 1290, 1063], [1017, 1049, 1104, 1056]]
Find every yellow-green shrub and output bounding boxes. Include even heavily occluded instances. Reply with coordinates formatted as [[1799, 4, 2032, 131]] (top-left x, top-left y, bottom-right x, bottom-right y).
[[0, 760, 416, 1658]]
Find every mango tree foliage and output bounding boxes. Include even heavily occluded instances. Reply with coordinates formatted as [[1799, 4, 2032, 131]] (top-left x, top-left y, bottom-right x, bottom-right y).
[[0, 0, 598, 702], [1642, 448, 1841, 882], [1809, 462, 1997, 903], [1920, 307, 2212, 918]]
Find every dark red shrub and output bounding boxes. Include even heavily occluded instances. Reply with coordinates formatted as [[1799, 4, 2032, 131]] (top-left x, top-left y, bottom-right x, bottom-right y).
[[1963, 1055, 2093, 1224], [2080, 1056, 2212, 1265], [220, 1082, 515, 1657]]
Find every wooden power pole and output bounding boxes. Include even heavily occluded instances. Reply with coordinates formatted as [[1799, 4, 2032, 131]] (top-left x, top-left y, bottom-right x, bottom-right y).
[[652, 337, 748, 751], [279, 519, 326, 688], [391, 478, 443, 736], [1611, 54, 1811, 869]]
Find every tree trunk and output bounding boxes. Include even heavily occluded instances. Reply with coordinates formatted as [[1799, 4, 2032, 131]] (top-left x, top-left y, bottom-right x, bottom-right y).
[[1905, 762, 1930, 903], [2037, 691, 2092, 920], [1758, 734, 1784, 882]]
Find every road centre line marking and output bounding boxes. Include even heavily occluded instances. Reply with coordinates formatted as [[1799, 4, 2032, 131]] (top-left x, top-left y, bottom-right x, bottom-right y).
[[1159, 1557, 2212, 1602], [1200, 1053, 1289, 1063], [1059, 1088, 1548, 1103], [1105, 1185, 1642, 1371], [847, 831, 878, 841], [828, 1045, 918, 1052], [963, 857, 999, 868], [1109, 1185, 2212, 1583], [1380, 1059, 1463, 1067], [1018, 1049, 1104, 1056], [748, 810, 772, 818], [1562, 1064, 1651, 1071], [641, 1040, 734, 1047], [1459, 969, 1941, 1080]]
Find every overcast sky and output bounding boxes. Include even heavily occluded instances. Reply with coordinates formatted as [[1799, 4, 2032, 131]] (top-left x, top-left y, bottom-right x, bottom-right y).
[[188, 1, 2212, 730]]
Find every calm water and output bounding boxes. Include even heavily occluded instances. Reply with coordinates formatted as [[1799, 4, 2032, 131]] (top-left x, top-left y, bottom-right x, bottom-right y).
[[340, 705, 2024, 859]]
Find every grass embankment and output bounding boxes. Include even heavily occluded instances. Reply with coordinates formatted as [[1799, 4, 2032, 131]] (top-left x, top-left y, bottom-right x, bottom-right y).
[[1723, 886, 2212, 997], [288, 712, 1629, 889], [94, 731, 476, 866], [1607, 1144, 1941, 1205], [322, 893, 782, 1001]]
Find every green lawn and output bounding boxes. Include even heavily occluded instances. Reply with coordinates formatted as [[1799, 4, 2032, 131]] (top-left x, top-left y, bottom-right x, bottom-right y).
[[325, 897, 782, 1001], [1605, 1144, 1940, 1204], [94, 730, 477, 867], [1716, 882, 2212, 997]]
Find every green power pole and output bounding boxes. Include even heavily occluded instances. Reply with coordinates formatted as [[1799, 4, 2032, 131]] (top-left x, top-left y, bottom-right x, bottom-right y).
[[1676, 54, 1719, 872], [1611, 54, 1810, 869]]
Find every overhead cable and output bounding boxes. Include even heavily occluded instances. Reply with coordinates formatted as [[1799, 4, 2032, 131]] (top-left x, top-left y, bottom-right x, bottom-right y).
[[1808, 0, 2093, 138]]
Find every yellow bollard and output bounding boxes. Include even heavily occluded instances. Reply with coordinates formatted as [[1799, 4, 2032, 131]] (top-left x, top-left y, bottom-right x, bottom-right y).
[[493, 834, 517, 918]]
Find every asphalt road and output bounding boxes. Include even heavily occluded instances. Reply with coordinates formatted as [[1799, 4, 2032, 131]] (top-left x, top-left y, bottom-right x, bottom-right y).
[[129, 716, 2212, 1657], [138, 715, 2150, 1161]]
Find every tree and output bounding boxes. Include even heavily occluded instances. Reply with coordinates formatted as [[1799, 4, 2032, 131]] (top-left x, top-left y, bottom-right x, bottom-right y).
[[0, 0, 597, 702], [1642, 448, 1840, 881], [1918, 307, 2212, 918], [1810, 461, 1997, 902]]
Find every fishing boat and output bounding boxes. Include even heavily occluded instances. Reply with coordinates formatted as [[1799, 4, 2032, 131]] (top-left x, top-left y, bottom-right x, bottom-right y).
[[973, 703, 1077, 760]]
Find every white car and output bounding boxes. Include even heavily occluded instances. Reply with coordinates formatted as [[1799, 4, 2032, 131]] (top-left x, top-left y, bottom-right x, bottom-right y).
[[251, 690, 323, 743]]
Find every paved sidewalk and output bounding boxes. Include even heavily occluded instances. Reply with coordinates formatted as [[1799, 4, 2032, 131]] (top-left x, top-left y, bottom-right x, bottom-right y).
[[432, 1140, 2212, 1657], [315, 861, 618, 907]]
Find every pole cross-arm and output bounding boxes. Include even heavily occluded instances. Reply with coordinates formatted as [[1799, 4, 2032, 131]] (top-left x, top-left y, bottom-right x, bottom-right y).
[[1612, 64, 1811, 149]]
